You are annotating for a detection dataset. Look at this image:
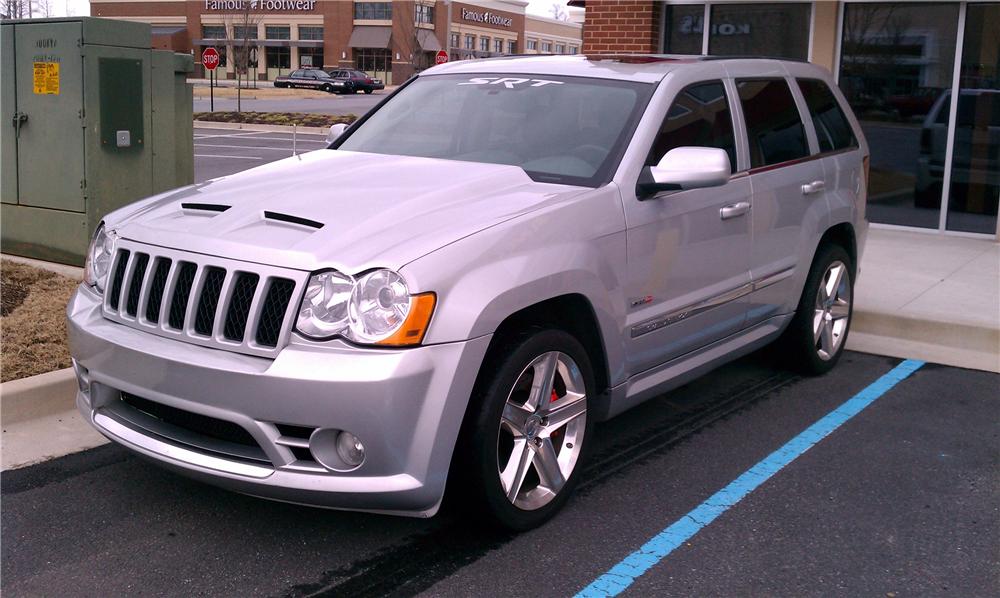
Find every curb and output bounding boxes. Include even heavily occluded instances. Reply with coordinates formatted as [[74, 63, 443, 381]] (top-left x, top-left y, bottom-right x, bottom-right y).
[[1, 368, 78, 426], [194, 120, 331, 135], [2, 253, 84, 279], [850, 309, 999, 373]]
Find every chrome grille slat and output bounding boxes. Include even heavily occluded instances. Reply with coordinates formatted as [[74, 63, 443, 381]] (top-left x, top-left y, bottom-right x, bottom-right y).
[[102, 240, 306, 359]]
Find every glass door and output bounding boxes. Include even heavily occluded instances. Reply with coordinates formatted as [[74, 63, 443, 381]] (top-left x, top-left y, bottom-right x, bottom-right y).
[[945, 3, 1000, 234]]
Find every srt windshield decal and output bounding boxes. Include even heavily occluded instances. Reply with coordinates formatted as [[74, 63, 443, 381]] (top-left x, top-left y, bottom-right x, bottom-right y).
[[458, 77, 564, 88]]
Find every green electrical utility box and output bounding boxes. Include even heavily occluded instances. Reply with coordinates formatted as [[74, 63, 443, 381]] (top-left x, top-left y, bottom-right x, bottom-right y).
[[1, 17, 194, 266]]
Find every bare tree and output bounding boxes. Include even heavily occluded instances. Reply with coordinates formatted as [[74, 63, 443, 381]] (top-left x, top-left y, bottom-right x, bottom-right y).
[[2, 0, 28, 19], [550, 3, 569, 21], [223, 1, 264, 108], [33, 0, 53, 17]]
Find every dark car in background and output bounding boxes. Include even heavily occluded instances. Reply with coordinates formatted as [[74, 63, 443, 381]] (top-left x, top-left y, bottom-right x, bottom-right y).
[[273, 69, 345, 93], [326, 69, 384, 94]]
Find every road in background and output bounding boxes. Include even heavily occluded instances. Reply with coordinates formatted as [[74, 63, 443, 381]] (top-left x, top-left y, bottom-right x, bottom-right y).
[[3, 352, 997, 596], [194, 128, 330, 182], [194, 94, 382, 116]]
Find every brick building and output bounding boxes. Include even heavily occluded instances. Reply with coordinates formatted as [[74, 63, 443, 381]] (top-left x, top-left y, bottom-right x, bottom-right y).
[[89, 0, 580, 85]]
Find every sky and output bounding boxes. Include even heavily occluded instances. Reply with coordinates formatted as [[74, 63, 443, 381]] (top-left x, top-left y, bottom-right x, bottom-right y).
[[55, 0, 574, 19]]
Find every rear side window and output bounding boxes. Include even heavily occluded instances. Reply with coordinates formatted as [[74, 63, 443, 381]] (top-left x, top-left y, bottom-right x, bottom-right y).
[[736, 78, 809, 168], [646, 81, 737, 170], [797, 79, 857, 152]]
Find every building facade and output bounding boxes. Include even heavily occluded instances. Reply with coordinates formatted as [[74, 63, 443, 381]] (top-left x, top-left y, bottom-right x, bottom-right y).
[[90, 0, 581, 85], [571, 0, 999, 238]]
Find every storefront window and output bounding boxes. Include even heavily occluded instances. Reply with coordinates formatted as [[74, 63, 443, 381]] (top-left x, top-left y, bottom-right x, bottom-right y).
[[541, 41, 552, 53], [508, 40, 517, 54], [233, 25, 257, 40], [299, 47, 323, 69], [495, 39, 503, 53], [526, 39, 537, 51], [465, 35, 475, 50], [355, 47, 391, 80], [354, 2, 392, 20], [480, 37, 490, 52], [946, 3, 999, 234], [202, 25, 226, 40], [298, 26, 323, 41], [265, 26, 290, 40], [451, 33, 459, 48], [555, 44, 565, 54], [662, 4, 703, 54], [570, 46, 578, 55], [839, 2, 959, 230], [415, 4, 434, 25], [266, 46, 290, 69], [708, 3, 809, 59]]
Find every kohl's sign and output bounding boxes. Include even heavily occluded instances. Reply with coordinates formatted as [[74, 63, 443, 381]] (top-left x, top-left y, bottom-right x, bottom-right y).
[[461, 8, 513, 27], [204, 0, 317, 11]]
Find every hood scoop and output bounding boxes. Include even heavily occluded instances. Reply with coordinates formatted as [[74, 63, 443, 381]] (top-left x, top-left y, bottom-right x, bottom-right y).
[[264, 211, 324, 230], [181, 202, 230, 213]]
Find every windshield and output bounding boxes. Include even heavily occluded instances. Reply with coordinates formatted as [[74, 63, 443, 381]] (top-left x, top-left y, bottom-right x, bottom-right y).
[[336, 74, 654, 186]]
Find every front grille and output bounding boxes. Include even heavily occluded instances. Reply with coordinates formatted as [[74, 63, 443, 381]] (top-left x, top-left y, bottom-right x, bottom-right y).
[[103, 241, 304, 358], [122, 393, 258, 448]]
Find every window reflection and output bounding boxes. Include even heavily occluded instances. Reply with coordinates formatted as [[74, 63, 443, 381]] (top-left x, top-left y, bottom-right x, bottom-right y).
[[839, 2, 959, 229], [946, 3, 1000, 234]]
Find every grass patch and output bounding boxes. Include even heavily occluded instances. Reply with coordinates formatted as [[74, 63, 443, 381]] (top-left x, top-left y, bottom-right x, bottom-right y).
[[194, 111, 357, 128], [1, 259, 79, 382]]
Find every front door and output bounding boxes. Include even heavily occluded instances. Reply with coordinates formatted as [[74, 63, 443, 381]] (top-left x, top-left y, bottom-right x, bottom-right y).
[[623, 80, 752, 376]]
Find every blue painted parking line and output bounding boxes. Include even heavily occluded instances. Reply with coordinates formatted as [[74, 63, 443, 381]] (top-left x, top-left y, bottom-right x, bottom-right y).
[[576, 359, 926, 598]]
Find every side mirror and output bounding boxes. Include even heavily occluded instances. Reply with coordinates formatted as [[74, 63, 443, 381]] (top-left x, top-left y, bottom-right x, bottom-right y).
[[637, 147, 732, 198], [326, 123, 349, 144]]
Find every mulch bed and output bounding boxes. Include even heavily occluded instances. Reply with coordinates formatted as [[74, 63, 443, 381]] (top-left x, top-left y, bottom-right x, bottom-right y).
[[194, 111, 357, 128], [1, 259, 80, 382]]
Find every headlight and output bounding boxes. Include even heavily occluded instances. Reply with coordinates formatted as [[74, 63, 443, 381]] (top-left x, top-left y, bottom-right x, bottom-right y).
[[295, 269, 435, 347], [83, 224, 115, 293]]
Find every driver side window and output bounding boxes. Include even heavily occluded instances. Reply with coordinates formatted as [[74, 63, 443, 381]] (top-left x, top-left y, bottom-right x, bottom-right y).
[[646, 81, 737, 171]]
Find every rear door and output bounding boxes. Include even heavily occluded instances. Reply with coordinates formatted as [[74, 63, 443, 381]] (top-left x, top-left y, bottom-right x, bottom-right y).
[[734, 75, 827, 325]]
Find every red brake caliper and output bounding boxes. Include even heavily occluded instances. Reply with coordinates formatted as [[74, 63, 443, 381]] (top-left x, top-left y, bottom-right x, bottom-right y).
[[549, 389, 561, 452]]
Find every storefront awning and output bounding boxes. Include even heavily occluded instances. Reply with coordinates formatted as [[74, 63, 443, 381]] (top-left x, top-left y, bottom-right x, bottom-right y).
[[348, 26, 392, 49], [415, 29, 442, 52]]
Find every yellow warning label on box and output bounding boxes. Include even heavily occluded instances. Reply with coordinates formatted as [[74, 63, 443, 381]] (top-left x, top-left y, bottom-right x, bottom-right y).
[[32, 62, 60, 95]]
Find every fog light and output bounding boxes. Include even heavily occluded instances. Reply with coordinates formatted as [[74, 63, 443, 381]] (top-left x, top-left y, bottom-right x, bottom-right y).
[[336, 431, 365, 467]]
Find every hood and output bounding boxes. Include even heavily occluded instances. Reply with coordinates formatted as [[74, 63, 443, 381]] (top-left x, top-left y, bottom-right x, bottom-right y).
[[106, 150, 587, 273]]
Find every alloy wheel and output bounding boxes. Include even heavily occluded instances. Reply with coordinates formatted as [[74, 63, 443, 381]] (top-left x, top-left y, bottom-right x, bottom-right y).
[[813, 260, 852, 361], [497, 351, 587, 511]]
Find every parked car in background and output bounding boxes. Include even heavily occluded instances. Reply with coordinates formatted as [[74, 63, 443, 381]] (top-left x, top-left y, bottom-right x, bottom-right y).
[[326, 69, 384, 94], [70, 55, 868, 530], [273, 69, 345, 93], [915, 89, 1000, 212], [888, 87, 943, 119]]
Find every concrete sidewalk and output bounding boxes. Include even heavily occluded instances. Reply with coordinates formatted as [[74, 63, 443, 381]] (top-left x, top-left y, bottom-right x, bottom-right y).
[[848, 227, 1000, 373]]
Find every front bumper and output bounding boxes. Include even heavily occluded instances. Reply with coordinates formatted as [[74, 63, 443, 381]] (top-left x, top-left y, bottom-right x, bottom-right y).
[[67, 286, 491, 517]]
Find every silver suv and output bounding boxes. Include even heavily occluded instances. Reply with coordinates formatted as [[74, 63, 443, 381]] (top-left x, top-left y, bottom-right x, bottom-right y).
[[69, 55, 868, 529]]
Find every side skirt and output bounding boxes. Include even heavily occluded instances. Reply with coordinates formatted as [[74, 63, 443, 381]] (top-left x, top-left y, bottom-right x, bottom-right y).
[[594, 314, 793, 421]]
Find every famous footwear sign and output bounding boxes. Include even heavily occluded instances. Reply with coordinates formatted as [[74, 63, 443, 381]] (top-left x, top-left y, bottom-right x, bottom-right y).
[[460, 8, 513, 27], [204, 0, 317, 11]]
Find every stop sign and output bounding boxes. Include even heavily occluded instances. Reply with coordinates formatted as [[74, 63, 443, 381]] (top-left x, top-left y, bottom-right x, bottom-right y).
[[435, 50, 449, 65], [202, 47, 220, 71]]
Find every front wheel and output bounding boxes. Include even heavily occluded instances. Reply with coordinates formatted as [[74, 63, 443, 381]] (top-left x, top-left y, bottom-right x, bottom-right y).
[[455, 329, 594, 530], [364, 88, 373, 94], [780, 243, 854, 375]]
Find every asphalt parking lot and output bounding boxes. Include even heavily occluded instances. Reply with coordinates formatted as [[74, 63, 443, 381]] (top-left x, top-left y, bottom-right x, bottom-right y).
[[3, 351, 997, 596], [194, 127, 331, 182]]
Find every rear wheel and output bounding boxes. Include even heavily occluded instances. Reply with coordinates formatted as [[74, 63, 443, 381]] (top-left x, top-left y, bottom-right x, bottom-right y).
[[364, 88, 373, 94], [781, 243, 854, 375], [455, 329, 594, 530]]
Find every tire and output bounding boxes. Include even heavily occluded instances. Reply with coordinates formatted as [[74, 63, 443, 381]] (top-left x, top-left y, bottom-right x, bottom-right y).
[[322, 84, 333, 93], [780, 243, 854, 375], [364, 88, 373, 94], [453, 329, 595, 530]]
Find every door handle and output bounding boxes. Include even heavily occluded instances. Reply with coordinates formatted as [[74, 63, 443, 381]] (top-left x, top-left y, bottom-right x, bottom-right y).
[[801, 180, 825, 195], [719, 201, 750, 220]]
